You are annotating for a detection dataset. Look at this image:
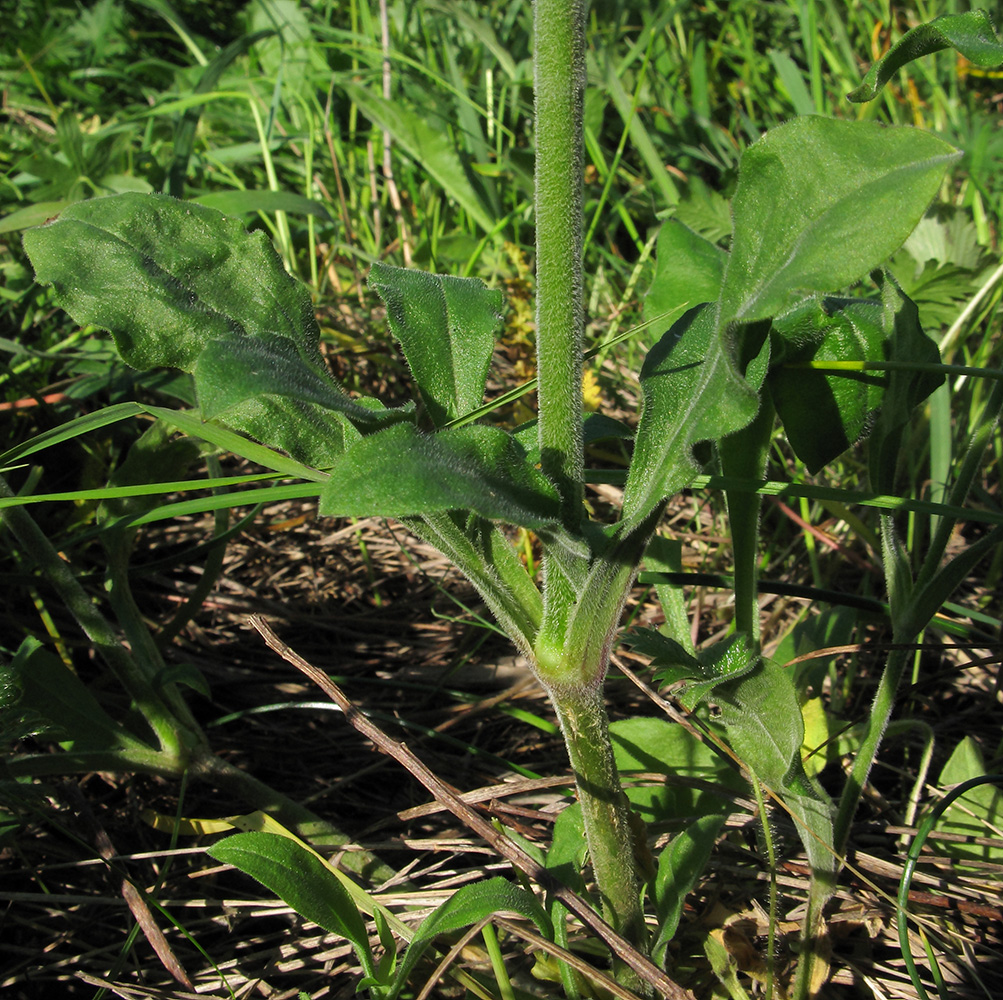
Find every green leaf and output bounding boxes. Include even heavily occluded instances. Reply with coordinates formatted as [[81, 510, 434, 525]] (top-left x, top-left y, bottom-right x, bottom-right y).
[[194, 330, 398, 430], [629, 631, 758, 711], [932, 737, 1003, 863], [207, 832, 380, 984], [369, 262, 504, 426], [193, 189, 335, 222], [319, 423, 561, 528], [652, 814, 726, 962], [6, 638, 151, 753], [622, 305, 765, 522], [715, 656, 836, 885], [610, 717, 742, 823], [849, 11, 1003, 103], [387, 877, 552, 1000], [342, 83, 495, 234], [23, 193, 319, 372], [766, 280, 942, 474], [0, 201, 72, 235], [644, 221, 727, 331], [719, 117, 960, 326], [866, 272, 944, 493]]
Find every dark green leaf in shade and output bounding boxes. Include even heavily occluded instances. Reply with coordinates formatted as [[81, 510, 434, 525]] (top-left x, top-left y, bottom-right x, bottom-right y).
[[621, 305, 766, 522], [5, 638, 152, 752], [720, 117, 960, 327], [369, 262, 504, 427], [866, 272, 945, 493], [848, 11, 1003, 103], [319, 423, 561, 527], [23, 193, 320, 372], [768, 277, 942, 475]]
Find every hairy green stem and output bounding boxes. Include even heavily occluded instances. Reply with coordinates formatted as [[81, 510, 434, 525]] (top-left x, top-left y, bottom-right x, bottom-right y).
[[547, 683, 649, 990], [534, 0, 586, 525]]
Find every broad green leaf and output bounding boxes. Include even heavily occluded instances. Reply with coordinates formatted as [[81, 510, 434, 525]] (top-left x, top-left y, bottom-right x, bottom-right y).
[[932, 737, 1003, 863], [369, 262, 503, 426], [23, 193, 320, 372], [342, 83, 495, 233], [621, 305, 765, 522], [644, 220, 727, 332], [715, 657, 836, 884], [719, 117, 960, 326], [652, 814, 726, 962], [207, 832, 380, 983], [388, 877, 552, 1000], [610, 717, 742, 822], [319, 423, 561, 528], [849, 11, 1003, 103], [768, 296, 886, 473]]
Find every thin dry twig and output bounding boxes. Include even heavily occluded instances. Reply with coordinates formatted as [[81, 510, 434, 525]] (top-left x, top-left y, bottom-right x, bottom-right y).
[[249, 614, 693, 1000]]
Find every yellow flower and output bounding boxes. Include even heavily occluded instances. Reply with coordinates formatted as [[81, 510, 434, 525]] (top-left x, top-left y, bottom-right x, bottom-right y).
[[582, 368, 602, 411]]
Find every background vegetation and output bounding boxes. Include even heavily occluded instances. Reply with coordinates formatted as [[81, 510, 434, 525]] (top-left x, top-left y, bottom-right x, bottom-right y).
[[1, 1, 1001, 997]]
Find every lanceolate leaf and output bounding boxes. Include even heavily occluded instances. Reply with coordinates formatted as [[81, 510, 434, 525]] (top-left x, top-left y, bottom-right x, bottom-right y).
[[369, 262, 504, 427], [719, 117, 960, 326], [848, 11, 1003, 103], [621, 305, 767, 522], [207, 832, 380, 984], [319, 423, 561, 527]]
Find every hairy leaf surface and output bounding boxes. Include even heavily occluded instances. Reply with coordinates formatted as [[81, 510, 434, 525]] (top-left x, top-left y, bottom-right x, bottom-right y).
[[369, 262, 503, 426]]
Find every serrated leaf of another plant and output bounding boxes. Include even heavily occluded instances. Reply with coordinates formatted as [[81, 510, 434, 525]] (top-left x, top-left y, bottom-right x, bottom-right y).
[[8, 638, 150, 752], [369, 262, 503, 427], [319, 423, 561, 528], [848, 11, 1003, 103], [720, 117, 959, 327]]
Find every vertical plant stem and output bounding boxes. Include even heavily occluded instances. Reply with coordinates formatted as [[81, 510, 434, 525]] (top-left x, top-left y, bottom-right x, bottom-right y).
[[833, 642, 911, 855], [548, 684, 648, 960], [534, 0, 586, 525]]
